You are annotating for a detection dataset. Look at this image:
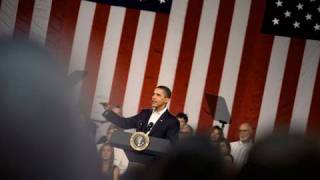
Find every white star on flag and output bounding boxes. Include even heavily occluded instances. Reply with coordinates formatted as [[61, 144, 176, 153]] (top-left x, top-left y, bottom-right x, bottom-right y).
[[159, 0, 166, 4], [293, 21, 300, 28], [284, 10, 291, 18], [297, 3, 303, 10], [275, 0, 283, 7], [272, 18, 280, 25], [263, 0, 320, 40], [305, 14, 312, 20]]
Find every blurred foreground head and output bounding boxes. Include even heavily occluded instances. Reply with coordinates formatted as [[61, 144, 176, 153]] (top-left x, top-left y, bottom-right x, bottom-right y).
[[241, 134, 320, 179], [0, 40, 100, 180], [148, 136, 223, 180]]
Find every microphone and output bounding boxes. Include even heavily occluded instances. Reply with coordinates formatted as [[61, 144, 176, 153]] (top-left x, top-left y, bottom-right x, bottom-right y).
[[146, 122, 154, 132]]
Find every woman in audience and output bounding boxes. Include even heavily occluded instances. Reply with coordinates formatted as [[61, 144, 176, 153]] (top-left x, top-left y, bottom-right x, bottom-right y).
[[209, 126, 224, 144], [97, 124, 129, 175], [219, 139, 237, 179], [99, 143, 120, 180], [219, 139, 234, 166]]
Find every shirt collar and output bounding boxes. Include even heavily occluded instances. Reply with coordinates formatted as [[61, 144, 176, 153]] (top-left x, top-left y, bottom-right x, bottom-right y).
[[239, 140, 253, 146], [153, 106, 167, 115]]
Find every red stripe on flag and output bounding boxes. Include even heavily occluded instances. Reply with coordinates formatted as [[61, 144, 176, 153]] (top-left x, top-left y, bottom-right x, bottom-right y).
[[196, 0, 235, 134], [227, 0, 274, 141], [169, 0, 204, 114], [306, 63, 320, 137], [79, 4, 110, 115], [109, 9, 140, 106], [45, 0, 81, 72], [138, 13, 169, 110], [14, 0, 35, 38], [273, 38, 306, 133]]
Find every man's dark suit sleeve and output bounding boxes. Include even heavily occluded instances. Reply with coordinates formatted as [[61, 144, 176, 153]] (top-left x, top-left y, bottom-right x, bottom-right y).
[[166, 117, 180, 143], [102, 110, 144, 129]]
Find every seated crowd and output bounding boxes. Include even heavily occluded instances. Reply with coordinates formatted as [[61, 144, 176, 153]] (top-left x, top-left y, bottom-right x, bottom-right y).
[[97, 107, 320, 180]]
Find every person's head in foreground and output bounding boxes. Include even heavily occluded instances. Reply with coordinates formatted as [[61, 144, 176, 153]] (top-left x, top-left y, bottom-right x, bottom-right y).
[[240, 133, 320, 179], [0, 39, 100, 180]]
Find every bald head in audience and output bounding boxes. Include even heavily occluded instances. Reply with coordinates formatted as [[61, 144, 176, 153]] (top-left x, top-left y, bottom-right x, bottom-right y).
[[239, 123, 254, 143], [230, 122, 254, 169]]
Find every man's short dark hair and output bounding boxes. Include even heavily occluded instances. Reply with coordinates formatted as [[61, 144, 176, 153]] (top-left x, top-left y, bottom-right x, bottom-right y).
[[176, 112, 188, 123], [157, 85, 172, 98]]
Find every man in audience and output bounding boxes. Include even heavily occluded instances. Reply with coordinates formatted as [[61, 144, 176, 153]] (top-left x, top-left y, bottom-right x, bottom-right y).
[[96, 123, 122, 145], [230, 122, 254, 169], [95, 105, 122, 142], [176, 112, 193, 139]]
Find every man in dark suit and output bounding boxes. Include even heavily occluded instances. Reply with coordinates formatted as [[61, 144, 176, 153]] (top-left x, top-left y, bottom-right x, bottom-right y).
[[101, 86, 179, 143]]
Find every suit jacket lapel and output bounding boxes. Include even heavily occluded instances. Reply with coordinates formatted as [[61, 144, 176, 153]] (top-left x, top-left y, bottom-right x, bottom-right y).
[[137, 110, 152, 132], [149, 110, 169, 136]]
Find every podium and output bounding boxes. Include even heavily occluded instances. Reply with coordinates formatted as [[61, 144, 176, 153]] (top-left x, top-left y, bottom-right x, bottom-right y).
[[110, 131, 170, 164]]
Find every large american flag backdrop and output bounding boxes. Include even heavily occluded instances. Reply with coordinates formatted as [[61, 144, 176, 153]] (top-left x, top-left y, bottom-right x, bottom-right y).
[[1, 0, 319, 141]]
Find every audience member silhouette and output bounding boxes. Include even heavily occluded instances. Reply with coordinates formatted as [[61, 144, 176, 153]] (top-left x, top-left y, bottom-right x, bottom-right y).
[[240, 134, 320, 180], [0, 39, 100, 180], [149, 136, 223, 180]]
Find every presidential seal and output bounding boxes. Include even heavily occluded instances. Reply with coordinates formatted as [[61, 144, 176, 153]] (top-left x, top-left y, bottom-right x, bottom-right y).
[[129, 132, 150, 151]]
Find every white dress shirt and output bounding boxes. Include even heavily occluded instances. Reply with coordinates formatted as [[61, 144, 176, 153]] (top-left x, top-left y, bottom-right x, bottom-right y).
[[146, 106, 167, 135], [230, 140, 253, 168]]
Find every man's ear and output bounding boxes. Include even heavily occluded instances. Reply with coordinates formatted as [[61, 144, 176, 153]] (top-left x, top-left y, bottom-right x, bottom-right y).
[[164, 97, 169, 103]]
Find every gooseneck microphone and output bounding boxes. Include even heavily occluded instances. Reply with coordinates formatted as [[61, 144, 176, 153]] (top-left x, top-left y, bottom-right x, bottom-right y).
[[146, 122, 154, 133]]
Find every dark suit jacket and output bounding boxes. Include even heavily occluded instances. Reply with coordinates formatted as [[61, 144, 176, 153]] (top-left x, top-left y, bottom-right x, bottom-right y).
[[103, 109, 180, 143]]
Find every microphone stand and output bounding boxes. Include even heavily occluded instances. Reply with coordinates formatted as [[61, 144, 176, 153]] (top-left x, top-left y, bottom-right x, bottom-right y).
[[219, 120, 227, 132]]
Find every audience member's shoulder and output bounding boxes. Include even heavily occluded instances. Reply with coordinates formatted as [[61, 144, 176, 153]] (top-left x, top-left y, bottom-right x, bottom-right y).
[[186, 124, 194, 131]]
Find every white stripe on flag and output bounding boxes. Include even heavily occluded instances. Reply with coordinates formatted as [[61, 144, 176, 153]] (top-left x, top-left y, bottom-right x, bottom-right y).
[[29, 0, 52, 44], [289, 40, 320, 134], [255, 36, 290, 140], [214, 0, 252, 137], [122, 10, 155, 117], [90, 6, 126, 120], [0, 0, 19, 36], [157, 0, 188, 90], [68, 0, 96, 103], [184, 0, 220, 130]]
